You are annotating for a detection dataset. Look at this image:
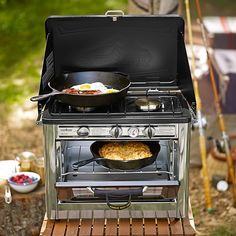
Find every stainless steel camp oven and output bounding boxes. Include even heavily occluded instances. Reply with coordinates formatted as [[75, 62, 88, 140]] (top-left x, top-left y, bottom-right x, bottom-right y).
[[36, 13, 195, 219]]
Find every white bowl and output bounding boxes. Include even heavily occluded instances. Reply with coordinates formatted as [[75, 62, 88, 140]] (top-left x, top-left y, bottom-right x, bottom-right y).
[[8, 172, 40, 193]]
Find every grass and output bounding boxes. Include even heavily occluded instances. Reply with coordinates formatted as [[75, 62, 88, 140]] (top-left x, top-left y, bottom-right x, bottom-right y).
[[209, 225, 236, 236], [0, 0, 127, 105]]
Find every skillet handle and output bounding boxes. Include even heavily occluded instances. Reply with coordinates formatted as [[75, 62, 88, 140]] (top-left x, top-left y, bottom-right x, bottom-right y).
[[72, 158, 99, 169], [30, 91, 60, 102]]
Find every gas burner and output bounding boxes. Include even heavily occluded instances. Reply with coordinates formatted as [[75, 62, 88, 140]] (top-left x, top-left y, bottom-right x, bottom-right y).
[[135, 98, 161, 111]]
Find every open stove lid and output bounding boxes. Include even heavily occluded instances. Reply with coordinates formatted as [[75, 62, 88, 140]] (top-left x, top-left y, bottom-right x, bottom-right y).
[[46, 15, 181, 83], [39, 14, 195, 113]]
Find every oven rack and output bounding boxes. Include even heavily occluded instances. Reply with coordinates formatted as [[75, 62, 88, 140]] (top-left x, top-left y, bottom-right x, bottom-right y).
[[57, 169, 179, 190], [57, 158, 178, 187], [60, 160, 174, 178], [61, 157, 174, 177], [61, 170, 174, 176]]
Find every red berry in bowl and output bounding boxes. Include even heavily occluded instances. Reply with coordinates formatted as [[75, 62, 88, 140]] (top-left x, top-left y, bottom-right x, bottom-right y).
[[10, 174, 35, 184]]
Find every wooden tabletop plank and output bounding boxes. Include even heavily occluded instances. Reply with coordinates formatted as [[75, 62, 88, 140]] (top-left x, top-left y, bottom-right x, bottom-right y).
[[157, 219, 170, 236], [52, 220, 67, 236], [131, 219, 143, 236], [92, 219, 105, 236], [169, 219, 184, 236], [79, 219, 92, 236], [42, 220, 55, 236], [118, 219, 131, 236], [144, 218, 157, 236], [66, 219, 79, 236], [41, 211, 196, 236], [182, 218, 196, 236], [105, 219, 118, 236]]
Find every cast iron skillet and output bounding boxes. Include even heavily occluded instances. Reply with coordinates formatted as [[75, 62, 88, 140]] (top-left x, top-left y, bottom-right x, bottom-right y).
[[30, 71, 130, 107], [72, 141, 160, 170]]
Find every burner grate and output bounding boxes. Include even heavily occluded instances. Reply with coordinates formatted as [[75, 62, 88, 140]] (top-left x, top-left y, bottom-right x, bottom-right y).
[[49, 94, 183, 118]]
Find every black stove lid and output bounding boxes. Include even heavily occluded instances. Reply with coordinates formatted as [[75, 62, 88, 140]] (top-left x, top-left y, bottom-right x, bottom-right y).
[[38, 15, 195, 114], [46, 15, 182, 84]]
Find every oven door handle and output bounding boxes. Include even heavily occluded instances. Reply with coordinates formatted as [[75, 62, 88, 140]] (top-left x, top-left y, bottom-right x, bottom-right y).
[[93, 188, 143, 210], [106, 194, 131, 210]]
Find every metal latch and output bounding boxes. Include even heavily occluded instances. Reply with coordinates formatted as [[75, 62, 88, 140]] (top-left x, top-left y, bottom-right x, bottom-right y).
[[180, 94, 197, 124], [36, 103, 47, 126], [192, 114, 207, 130], [105, 10, 124, 21]]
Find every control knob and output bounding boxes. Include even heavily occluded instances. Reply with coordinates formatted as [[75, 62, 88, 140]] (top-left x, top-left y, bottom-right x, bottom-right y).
[[110, 126, 122, 138], [144, 126, 155, 138], [128, 127, 139, 138], [77, 127, 90, 137]]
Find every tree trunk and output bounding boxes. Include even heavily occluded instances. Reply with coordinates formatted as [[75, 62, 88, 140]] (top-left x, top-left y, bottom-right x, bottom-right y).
[[0, 186, 45, 236]]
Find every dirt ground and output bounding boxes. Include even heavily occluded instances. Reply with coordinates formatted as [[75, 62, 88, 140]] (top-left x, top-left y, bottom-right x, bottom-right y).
[[190, 168, 236, 235], [1, 101, 236, 236]]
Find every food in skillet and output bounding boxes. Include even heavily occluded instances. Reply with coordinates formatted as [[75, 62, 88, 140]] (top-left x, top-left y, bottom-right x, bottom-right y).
[[98, 142, 152, 160], [63, 82, 119, 95]]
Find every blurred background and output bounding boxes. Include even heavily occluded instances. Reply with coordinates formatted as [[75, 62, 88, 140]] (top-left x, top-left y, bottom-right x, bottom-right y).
[[0, 0, 236, 235], [0, 0, 235, 107], [0, 0, 236, 107], [0, 0, 127, 107]]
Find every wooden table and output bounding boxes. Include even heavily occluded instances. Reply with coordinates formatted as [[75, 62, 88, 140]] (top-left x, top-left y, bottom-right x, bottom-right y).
[[40, 208, 196, 236]]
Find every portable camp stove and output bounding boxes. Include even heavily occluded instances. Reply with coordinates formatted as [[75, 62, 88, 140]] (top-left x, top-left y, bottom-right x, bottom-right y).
[[35, 13, 196, 219]]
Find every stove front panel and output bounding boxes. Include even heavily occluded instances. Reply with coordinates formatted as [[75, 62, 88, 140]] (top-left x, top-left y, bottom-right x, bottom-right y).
[[57, 124, 178, 140]]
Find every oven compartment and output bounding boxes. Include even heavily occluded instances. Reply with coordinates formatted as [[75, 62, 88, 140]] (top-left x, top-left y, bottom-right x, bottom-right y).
[[56, 140, 178, 180], [55, 140, 179, 178], [55, 140, 180, 210]]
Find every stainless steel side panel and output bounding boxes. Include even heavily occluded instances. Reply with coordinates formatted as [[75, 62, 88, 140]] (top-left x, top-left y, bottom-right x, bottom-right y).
[[176, 123, 191, 217], [43, 124, 57, 219]]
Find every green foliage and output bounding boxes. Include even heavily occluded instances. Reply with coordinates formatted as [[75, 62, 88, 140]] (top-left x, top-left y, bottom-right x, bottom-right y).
[[0, 0, 7, 7], [0, 0, 127, 104], [210, 225, 236, 236]]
